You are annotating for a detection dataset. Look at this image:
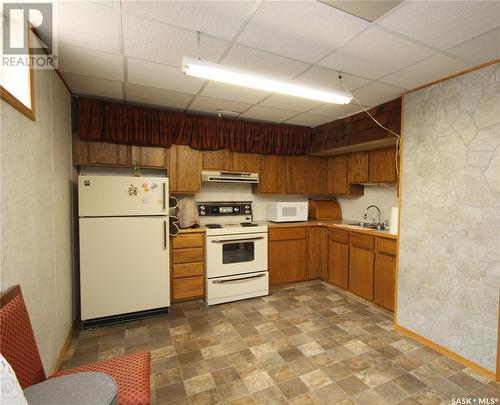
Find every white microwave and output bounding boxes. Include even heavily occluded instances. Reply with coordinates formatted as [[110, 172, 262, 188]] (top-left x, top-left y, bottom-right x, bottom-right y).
[[267, 201, 308, 222]]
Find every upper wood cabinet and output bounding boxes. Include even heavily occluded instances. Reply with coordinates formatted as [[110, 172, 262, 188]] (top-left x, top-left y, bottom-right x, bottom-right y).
[[328, 229, 349, 289], [269, 227, 307, 285], [374, 237, 397, 311], [258, 155, 284, 194], [348, 151, 369, 184], [307, 157, 328, 194], [131, 146, 168, 169], [284, 156, 308, 194], [369, 148, 397, 183], [307, 226, 328, 281], [327, 155, 348, 195], [169, 145, 202, 194], [233, 153, 260, 173], [202, 149, 233, 171], [349, 232, 375, 301]]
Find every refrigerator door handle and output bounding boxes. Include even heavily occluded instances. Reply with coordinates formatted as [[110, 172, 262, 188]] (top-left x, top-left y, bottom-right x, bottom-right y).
[[163, 221, 167, 250], [162, 182, 166, 212]]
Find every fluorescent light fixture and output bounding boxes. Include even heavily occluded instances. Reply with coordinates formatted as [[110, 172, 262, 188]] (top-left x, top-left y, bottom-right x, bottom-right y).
[[182, 56, 352, 105]]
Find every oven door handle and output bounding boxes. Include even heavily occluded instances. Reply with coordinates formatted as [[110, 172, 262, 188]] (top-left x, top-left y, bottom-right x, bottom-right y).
[[211, 237, 264, 244], [212, 273, 265, 284]]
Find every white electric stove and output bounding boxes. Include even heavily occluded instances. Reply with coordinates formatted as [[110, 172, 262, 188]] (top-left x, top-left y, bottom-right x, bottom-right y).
[[198, 201, 269, 305]]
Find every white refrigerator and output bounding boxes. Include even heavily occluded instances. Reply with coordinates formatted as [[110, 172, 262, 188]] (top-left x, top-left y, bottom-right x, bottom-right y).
[[78, 175, 170, 326]]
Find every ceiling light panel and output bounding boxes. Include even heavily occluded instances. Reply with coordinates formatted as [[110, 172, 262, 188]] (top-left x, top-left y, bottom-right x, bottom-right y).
[[122, 14, 229, 67], [125, 83, 193, 110], [319, 26, 435, 79], [63, 73, 124, 99], [201, 81, 271, 105], [56, 1, 121, 53], [121, 1, 259, 40], [127, 58, 205, 94], [378, 0, 500, 50], [58, 45, 124, 81], [236, 0, 368, 63]]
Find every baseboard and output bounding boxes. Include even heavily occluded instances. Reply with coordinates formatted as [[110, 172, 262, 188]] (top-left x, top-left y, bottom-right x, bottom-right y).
[[53, 322, 74, 374], [393, 323, 496, 381]]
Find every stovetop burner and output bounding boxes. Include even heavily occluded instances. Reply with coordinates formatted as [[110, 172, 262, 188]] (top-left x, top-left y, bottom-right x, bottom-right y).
[[205, 224, 223, 229], [240, 223, 258, 227]]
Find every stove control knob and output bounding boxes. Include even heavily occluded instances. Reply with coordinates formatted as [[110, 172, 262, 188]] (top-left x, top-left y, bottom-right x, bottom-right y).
[[245, 205, 250, 209], [200, 211, 206, 216], [234, 207, 240, 212], [245, 210, 250, 214]]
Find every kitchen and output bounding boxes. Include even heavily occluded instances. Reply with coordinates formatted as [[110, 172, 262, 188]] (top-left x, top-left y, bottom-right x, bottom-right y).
[[1, 1, 499, 404]]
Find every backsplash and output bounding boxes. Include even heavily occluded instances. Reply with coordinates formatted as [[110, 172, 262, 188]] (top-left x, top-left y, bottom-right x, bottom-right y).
[[337, 185, 398, 222]]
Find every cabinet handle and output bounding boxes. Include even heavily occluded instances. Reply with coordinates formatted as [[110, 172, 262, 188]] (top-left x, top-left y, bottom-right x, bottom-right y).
[[213, 273, 265, 284]]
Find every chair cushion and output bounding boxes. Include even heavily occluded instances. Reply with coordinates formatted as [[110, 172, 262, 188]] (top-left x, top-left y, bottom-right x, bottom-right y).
[[54, 352, 150, 405], [24, 372, 117, 405], [0, 294, 45, 388]]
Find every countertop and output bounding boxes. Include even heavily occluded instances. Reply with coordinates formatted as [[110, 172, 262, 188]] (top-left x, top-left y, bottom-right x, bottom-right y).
[[177, 220, 397, 239]]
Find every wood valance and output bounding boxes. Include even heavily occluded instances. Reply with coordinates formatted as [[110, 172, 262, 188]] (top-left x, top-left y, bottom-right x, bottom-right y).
[[76, 97, 312, 156]]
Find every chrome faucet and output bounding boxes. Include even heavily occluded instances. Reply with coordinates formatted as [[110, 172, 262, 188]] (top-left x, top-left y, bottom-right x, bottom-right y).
[[363, 205, 381, 224]]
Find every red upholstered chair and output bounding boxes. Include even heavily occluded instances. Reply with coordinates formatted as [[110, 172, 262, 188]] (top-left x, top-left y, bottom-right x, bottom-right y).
[[0, 285, 151, 405]]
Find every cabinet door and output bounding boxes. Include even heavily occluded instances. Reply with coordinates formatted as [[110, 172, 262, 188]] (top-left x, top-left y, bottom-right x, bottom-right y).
[[369, 148, 397, 183], [284, 156, 308, 194], [72, 133, 89, 165], [307, 157, 328, 194], [328, 229, 349, 289], [349, 234, 375, 301], [87, 141, 131, 166], [131, 146, 168, 169], [307, 226, 328, 280], [169, 145, 202, 193], [374, 252, 396, 311], [327, 155, 348, 194], [232, 153, 260, 173], [258, 155, 284, 194], [348, 152, 369, 184], [269, 239, 307, 285], [202, 149, 233, 171]]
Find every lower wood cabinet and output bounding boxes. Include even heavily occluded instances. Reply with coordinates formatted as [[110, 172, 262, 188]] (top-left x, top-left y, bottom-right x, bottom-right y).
[[171, 232, 205, 301], [348, 233, 375, 301], [328, 229, 349, 289], [307, 226, 328, 280], [269, 227, 307, 285], [374, 237, 397, 311]]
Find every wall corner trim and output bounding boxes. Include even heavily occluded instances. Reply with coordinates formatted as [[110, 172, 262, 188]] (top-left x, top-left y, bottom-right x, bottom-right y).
[[393, 323, 496, 381], [52, 322, 74, 375]]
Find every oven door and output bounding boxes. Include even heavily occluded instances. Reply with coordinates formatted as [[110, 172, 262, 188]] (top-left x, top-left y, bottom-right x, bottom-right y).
[[206, 232, 268, 278]]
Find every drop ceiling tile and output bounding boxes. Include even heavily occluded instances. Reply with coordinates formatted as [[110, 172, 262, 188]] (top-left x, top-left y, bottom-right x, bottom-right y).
[[259, 94, 323, 112], [352, 82, 404, 108], [377, 0, 500, 50], [309, 103, 364, 119], [58, 45, 124, 81], [188, 96, 251, 116], [294, 67, 370, 92], [127, 58, 205, 94], [319, 26, 435, 79], [201, 81, 270, 104], [447, 27, 500, 65], [321, 1, 402, 23], [240, 105, 298, 123], [125, 83, 193, 110], [285, 113, 333, 127], [380, 54, 471, 90], [56, 1, 121, 53], [236, 1, 368, 63], [221, 44, 309, 79], [121, 1, 258, 40], [122, 13, 229, 67], [62, 73, 123, 99]]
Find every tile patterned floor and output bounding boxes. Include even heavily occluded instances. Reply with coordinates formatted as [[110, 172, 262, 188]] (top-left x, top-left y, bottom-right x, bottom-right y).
[[61, 281, 500, 405]]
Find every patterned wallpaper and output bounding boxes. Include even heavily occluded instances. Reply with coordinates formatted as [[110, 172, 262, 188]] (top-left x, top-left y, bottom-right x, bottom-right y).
[[398, 62, 500, 371]]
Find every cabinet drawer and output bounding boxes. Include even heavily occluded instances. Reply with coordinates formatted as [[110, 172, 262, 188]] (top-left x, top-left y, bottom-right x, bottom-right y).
[[172, 233, 204, 249], [173, 276, 204, 300], [350, 232, 374, 250], [173, 262, 204, 278], [376, 237, 397, 256], [330, 228, 349, 244], [172, 247, 204, 264], [269, 227, 307, 241]]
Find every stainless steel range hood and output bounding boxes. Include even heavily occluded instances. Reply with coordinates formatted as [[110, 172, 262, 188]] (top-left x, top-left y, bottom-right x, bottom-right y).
[[201, 170, 259, 184]]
